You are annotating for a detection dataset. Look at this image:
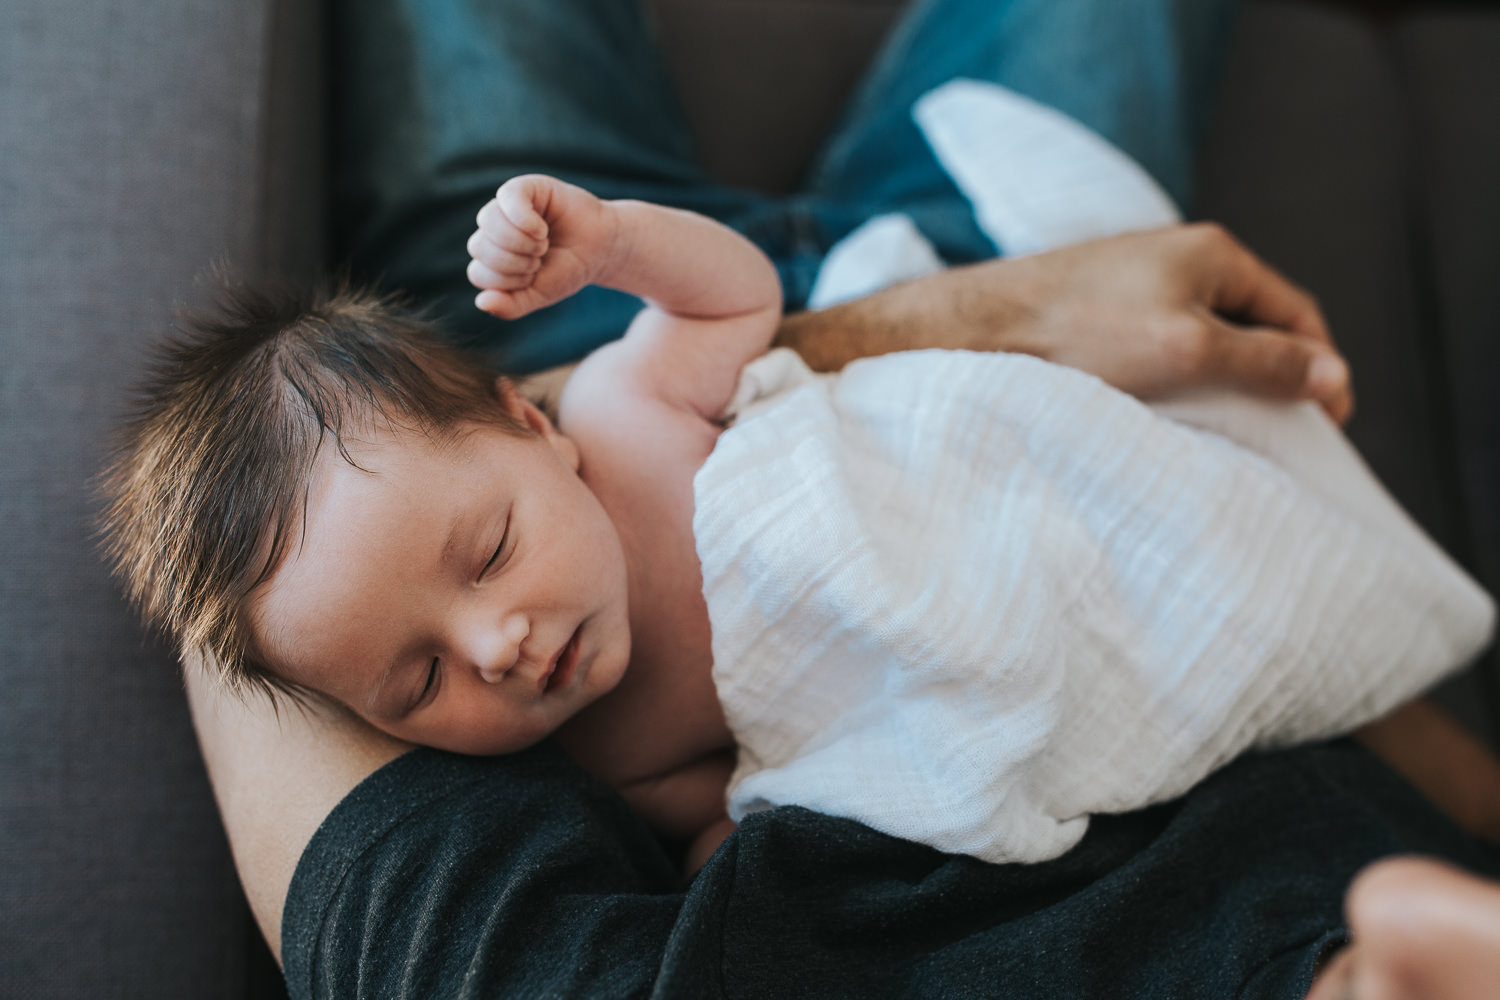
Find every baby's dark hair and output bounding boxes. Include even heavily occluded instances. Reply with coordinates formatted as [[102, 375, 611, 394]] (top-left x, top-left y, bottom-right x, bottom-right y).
[[98, 277, 528, 700]]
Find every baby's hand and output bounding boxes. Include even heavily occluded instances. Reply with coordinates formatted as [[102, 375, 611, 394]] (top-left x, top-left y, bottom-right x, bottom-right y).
[[467, 174, 618, 319]]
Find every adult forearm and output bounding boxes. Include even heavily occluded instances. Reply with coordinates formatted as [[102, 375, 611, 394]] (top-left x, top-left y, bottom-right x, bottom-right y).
[[775, 225, 1353, 422], [773, 261, 1037, 372], [183, 651, 410, 964]]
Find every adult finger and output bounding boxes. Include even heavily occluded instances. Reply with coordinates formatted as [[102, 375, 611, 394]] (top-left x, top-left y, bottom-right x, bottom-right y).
[[1345, 857, 1500, 999], [1195, 224, 1334, 347], [1201, 317, 1355, 424]]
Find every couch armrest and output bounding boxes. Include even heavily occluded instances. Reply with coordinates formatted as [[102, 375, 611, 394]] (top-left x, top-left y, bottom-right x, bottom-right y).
[[0, 0, 321, 996]]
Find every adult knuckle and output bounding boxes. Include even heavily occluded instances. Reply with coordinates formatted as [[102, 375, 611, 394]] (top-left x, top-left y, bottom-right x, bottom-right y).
[[1267, 344, 1311, 386], [1189, 220, 1228, 241], [1183, 220, 1230, 248], [1152, 315, 1211, 372], [1184, 221, 1247, 265]]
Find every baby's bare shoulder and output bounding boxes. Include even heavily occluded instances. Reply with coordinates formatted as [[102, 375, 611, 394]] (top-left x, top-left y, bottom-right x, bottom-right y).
[[560, 339, 722, 475]]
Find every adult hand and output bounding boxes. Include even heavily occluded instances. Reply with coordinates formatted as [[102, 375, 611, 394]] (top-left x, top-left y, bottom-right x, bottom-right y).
[[999, 223, 1352, 422], [1305, 857, 1500, 1000], [776, 223, 1354, 424]]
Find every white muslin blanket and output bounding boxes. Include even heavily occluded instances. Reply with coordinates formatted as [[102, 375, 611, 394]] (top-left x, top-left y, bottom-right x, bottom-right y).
[[693, 78, 1493, 863], [694, 348, 1495, 863]]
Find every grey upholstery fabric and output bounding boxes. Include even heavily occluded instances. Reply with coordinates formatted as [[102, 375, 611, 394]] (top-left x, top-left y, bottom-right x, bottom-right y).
[[1, 0, 1495, 997], [0, 0, 315, 996], [646, 0, 906, 193], [1393, 11, 1500, 740], [1199, 2, 1451, 543], [1197, 2, 1497, 739], [1396, 14, 1500, 601]]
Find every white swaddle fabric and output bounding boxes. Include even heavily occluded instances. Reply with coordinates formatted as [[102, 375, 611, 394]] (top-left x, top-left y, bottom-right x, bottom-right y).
[[696, 348, 1494, 863], [695, 78, 1494, 862], [805, 77, 1184, 313]]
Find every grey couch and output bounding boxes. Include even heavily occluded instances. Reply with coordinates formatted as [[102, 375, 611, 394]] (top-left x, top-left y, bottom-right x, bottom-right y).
[[3, 1, 1496, 996]]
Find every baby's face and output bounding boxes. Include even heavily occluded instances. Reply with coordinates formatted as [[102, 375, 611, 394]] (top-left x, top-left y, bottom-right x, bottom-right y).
[[249, 395, 632, 755]]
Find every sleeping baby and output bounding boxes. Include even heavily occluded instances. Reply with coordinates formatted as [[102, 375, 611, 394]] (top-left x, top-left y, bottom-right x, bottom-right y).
[[100, 174, 1495, 873]]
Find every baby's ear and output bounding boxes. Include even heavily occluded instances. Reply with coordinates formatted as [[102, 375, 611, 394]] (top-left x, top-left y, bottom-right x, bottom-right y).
[[494, 376, 526, 417], [494, 376, 580, 472]]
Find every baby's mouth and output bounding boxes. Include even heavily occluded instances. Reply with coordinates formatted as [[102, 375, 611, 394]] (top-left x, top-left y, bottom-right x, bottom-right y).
[[541, 626, 583, 693]]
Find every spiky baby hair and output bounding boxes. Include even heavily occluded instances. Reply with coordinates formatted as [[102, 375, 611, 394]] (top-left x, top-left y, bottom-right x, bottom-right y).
[[98, 277, 528, 700]]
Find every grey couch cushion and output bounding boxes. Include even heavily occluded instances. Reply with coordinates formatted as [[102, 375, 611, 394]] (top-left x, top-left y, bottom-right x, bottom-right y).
[[1393, 10, 1500, 737], [0, 0, 317, 996], [1396, 14, 1500, 596], [647, 0, 906, 193], [1198, 2, 1454, 546], [1196, 1, 1496, 739]]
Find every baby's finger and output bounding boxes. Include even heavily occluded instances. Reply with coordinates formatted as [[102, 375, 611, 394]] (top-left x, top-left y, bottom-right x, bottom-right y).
[[467, 257, 535, 293], [467, 230, 544, 276], [475, 288, 524, 319], [476, 287, 549, 321], [474, 201, 549, 254], [496, 177, 551, 241]]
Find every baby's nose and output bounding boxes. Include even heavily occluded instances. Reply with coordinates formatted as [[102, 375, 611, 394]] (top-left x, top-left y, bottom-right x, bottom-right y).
[[474, 613, 530, 684]]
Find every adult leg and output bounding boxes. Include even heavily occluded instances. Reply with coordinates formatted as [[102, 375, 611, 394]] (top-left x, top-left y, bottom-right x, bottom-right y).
[[796, 0, 1239, 280], [332, 0, 766, 371]]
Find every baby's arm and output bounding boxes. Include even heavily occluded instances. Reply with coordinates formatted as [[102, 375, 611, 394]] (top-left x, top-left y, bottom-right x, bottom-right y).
[[617, 749, 738, 876], [468, 174, 781, 419]]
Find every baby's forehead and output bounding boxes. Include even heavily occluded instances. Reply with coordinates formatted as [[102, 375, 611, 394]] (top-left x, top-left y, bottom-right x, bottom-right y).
[[251, 418, 502, 627], [355, 409, 517, 464], [292, 417, 480, 508], [243, 410, 539, 685], [238, 502, 390, 704]]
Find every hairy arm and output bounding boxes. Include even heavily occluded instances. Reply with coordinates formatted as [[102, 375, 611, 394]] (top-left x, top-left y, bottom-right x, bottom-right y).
[[183, 651, 411, 964], [776, 223, 1353, 423]]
